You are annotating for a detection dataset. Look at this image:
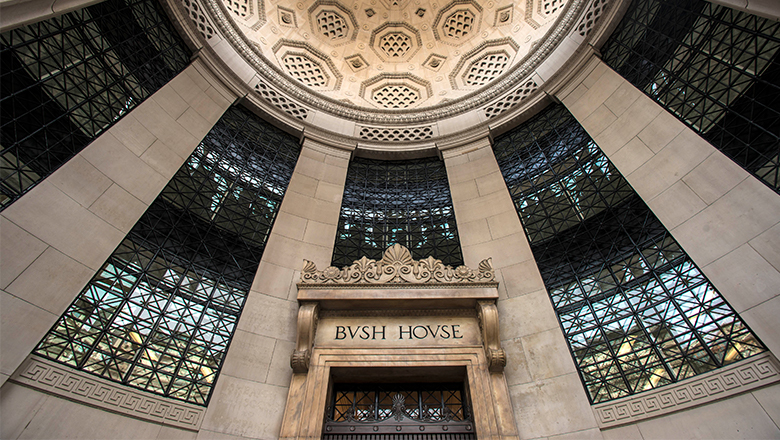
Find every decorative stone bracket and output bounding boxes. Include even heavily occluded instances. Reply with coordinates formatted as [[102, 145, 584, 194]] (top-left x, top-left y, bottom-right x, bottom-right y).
[[477, 300, 507, 372], [290, 302, 318, 373]]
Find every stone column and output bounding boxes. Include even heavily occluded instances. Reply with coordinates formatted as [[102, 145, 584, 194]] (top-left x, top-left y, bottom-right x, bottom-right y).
[[443, 138, 603, 440], [706, 0, 780, 21], [557, 55, 780, 357], [0, 58, 236, 387], [199, 139, 350, 439]]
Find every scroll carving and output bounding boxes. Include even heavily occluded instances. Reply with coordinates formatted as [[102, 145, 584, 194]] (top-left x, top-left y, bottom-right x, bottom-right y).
[[477, 300, 506, 372], [300, 244, 495, 286], [291, 302, 319, 373]]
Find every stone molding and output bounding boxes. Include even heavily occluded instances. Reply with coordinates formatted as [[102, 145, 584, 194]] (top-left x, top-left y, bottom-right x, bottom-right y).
[[592, 352, 780, 428], [299, 244, 496, 287], [11, 355, 205, 430], [320, 308, 477, 318]]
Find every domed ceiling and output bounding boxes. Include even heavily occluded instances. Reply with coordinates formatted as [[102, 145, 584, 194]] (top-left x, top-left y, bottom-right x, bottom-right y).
[[213, 0, 569, 110], [174, 0, 613, 148]]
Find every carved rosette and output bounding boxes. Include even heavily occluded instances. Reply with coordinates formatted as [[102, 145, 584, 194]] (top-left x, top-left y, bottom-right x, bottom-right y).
[[300, 244, 496, 286]]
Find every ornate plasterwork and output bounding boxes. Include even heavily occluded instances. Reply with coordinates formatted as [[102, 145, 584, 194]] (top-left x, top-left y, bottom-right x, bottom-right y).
[[189, 0, 599, 124], [592, 352, 780, 428], [12, 355, 205, 430], [300, 244, 495, 286]]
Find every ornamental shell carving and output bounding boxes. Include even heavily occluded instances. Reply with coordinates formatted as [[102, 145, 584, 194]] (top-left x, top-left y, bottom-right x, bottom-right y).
[[300, 244, 495, 285]]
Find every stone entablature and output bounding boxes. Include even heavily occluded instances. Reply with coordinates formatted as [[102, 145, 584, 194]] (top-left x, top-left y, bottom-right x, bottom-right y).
[[299, 243, 496, 287]]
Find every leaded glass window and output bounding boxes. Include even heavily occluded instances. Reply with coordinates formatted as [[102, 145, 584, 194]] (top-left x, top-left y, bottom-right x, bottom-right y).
[[600, 0, 780, 192], [493, 103, 765, 403], [0, 0, 191, 209], [332, 157, 464, 268], [324, 383, 475, 438], [34, 105, 301, 405]]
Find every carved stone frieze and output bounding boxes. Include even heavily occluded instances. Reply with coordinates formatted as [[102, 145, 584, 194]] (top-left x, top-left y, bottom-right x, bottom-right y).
[[299, 244, 496, 286], [11, 356, 205, 430], [592, 352, 780, 428]]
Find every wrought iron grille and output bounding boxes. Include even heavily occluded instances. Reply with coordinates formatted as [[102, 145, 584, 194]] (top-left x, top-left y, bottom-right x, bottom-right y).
[[600, 0, 780, 192], [0, 0, 191, 209], [493, 104, 765, 404], [332, 157, 464, 268], [323, 383, 475, 438], [34, 105, 301, 405]]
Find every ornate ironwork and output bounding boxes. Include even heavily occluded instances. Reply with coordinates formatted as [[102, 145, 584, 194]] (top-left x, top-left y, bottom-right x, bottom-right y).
[[493, 103, 765, 403], [332, 157, 464, 269], [601, 0, 780, 193], [0, 0, 191, 209], [33, 105, 301, 405], [323, 384, 475, 437], [306, 244, 492, 286]]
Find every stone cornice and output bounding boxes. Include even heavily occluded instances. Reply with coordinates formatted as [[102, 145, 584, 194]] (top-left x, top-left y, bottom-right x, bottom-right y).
[[299, 244, 496, 287]]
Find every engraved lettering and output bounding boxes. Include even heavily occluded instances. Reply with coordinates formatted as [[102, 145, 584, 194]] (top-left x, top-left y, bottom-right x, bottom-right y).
[[373, 325, 386, 340], [441, 325, 451, 338], [399, 326, 412, 339], [452, 325, 463, 339], [426, 325, 441, 338], [360, 326, 371, 340], [348, 326, 360, 339], [336, 326, 346, 340], [413, 325, 428, 339]]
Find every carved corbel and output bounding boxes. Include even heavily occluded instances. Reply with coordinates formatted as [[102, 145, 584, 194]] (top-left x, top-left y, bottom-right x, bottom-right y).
[[477, 300, 506, 372], [291, 302, 319, 374]]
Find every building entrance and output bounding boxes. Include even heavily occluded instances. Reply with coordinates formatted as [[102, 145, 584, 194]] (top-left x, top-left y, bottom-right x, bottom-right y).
[[278, 245, 519, 439]]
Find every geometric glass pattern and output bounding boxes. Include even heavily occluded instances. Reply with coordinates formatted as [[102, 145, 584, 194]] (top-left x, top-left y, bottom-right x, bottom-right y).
[[34, 105, 301, 405], [493, 104, 765, 403], [601, 0, 780, 193], [327, 384, 469, 423], [332, 157, 464, 269], [323, 383, 475, 438], [0, 0, 191, 209]]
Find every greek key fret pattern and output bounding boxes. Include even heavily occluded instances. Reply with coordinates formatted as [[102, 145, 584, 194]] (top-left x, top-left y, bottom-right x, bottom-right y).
[[592, 353, 780, 428], [13, 356, 204, 430]]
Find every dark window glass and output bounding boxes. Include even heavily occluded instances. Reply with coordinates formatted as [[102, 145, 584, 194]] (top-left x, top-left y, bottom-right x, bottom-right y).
[[0, 0, 191, 209], [493, 103, 764, 403], [34, 105, 301, 405], [600, 0, 780, 192], [332, 157, 464, 268], [324, 383, 475, 438]]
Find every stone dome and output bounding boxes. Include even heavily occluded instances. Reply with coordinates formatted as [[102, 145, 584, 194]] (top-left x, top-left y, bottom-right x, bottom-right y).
[[169, 0, 618, 154]]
